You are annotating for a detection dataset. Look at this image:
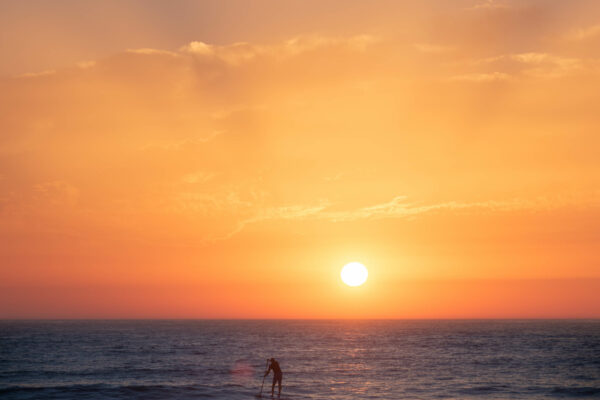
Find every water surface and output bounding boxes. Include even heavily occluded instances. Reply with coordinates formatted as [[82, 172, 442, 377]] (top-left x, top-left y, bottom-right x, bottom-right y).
[[1, 320, 599, 399]]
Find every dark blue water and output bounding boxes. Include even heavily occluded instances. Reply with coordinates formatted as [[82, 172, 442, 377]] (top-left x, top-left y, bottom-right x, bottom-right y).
[[1, 320, 599, 399]]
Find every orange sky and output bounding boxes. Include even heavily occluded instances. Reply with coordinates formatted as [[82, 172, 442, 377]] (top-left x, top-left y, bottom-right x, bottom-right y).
[[1, 0, 599, 318]]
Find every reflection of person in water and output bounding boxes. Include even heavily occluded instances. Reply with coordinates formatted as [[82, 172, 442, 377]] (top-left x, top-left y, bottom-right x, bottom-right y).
[[264, 358, 283, 397]]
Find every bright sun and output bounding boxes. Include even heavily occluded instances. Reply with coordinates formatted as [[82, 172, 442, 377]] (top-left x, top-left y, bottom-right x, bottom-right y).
[[341, 262, 368, 287]]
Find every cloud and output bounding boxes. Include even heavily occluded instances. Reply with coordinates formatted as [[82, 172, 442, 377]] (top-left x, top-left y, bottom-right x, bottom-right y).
[[283, 34, 378, 54], [467, 0, 511, 10], [318, 196, 559, 223], [413, 43, 455, 54], [214, 194, 590, 240], [76, 60, 96, 69], [140, 130, 226, 151], [180, 41, 260, 65], [164, 193, 552, 243], [126, 48, 179, 57], [250, 203, 330, 222], [180, 171, 215, 184], [33, 181, 79, 204], [566, 24, 600, 41], [16, 69, 56, 78], [178, 34, 378, 66], [465, 52, 585, 79], [450, 72, 511, 82], [181, 41, 214, 56], [323, 172, 344, 182]]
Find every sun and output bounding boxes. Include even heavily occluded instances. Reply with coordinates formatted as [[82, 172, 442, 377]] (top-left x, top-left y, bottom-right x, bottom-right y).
[[341, 262, 368, 287]]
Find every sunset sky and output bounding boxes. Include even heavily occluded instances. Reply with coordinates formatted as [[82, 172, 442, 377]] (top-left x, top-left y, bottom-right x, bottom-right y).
[[1, 0, 599, 318]]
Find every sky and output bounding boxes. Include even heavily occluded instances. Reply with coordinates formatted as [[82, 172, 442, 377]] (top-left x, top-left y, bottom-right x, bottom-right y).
[[1, 0, 599, 318]]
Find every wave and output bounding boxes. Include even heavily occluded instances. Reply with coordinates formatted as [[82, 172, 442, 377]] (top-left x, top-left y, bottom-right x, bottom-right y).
[[551, 386, 600, 397], [0, 384, 220, 400], [457, 384, 510, 394]]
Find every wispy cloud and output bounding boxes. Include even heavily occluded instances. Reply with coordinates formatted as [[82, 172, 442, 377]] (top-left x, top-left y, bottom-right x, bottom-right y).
[[179, 34, 379, 66], [16, 69, 56, 78], [467, 0, 511, 10], [140, 130, 226, 151], [450, 72, 511, 82], [126, 48, 179, 57], [464, 52, 585, 79], [180, 172, 216, 185], [566, 24, 600, 41], [413, 43, 455, 54], [318, 196, 551, 222], [212, 194, 585, 241]]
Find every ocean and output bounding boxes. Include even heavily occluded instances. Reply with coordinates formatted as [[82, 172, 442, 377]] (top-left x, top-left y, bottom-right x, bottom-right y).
[[1, 320, 599, 399]]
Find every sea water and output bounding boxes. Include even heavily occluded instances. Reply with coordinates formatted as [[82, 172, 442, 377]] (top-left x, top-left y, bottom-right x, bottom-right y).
[[1, 320, 599, 399]]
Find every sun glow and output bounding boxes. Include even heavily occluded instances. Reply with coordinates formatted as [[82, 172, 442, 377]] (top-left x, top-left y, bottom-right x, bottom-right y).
[[341, 262, 368, 287]]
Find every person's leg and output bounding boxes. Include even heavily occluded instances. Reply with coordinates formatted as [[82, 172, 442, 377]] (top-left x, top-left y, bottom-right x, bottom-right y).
[[278, 375, 282, 397], [271, 376, 276, 396]]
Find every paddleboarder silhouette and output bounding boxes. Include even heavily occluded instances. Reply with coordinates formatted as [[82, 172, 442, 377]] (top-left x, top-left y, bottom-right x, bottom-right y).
[[264, 358, 282, 397]]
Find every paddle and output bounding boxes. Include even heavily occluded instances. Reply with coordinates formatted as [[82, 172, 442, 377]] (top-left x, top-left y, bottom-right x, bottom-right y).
[[258, 359, 269, 397]]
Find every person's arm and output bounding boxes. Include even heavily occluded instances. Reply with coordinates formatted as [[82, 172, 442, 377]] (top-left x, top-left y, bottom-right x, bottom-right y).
[[264, 363, 272, 377]]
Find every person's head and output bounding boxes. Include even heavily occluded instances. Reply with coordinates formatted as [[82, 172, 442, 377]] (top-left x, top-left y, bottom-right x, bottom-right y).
[[270, 358, 275, 363]]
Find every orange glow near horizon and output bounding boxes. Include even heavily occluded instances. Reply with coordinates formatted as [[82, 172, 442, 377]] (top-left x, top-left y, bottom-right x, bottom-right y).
[[1, 0, 600, 318]]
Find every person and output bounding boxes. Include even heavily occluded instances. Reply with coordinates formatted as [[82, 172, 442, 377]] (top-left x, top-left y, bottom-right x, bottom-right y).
[[264, 357, 282, 397]]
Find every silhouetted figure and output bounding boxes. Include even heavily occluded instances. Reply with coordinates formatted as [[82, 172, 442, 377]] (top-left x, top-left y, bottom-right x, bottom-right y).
[[264, 358, 282, 397]]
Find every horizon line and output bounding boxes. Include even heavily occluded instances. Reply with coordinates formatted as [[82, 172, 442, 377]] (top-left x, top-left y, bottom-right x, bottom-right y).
[[2, 317, 599, 321]]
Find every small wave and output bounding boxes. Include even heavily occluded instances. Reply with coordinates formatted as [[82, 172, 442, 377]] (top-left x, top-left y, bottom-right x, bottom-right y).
[[571, 375, 597, 382], [551, 386, 600, 397], [457, 385, 509, 394], [0, 384, 217, 400]]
